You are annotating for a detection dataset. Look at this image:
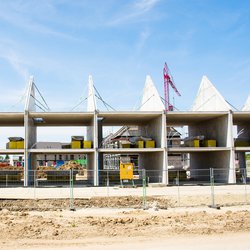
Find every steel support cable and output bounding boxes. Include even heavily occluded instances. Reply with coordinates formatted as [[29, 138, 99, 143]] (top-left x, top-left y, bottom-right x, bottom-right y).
[[33, 83, 50, 111], [93, 85, 109, 111], [35, 103, 47, 112], [30, 94, 49, 111], [192, 94, 216, 111], [93, 85, 116, 111], [225, 100, 239, 111], [70, 95, 90, 111], [95, 94, 116, 111], [160, 96, 180, 111], [137, 95, 155, 110], [7, 97, 25, 111], [6, 86, 29, 111]]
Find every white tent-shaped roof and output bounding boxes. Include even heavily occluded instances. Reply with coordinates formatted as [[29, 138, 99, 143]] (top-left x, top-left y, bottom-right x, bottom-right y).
[[25, 76, 36, 112], [87, 75, 97, 111], [191, 76, 230, 111], [140, 75, 164, 111], [242, 95, 250, 111]]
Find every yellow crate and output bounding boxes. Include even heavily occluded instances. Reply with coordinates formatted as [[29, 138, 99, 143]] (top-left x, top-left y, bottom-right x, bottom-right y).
[[16, 141, 24, 149], [203, 140, 217, 147], [120, 163, 133, 180], [121, 143, 130, 148], [9, 141, 17, 149], [83, 140, 92, 148], [193, 139, 200, 147], [71, 141, 81, 149], [185, 139, 200, 147], [145, 140, 155, 148], [136, 140, 144, 148]]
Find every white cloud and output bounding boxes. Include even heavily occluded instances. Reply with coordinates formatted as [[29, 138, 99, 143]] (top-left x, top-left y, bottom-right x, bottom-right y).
[[1, 51, 29, 81], [0, 1, 78, 41], [136, 29, 151, 51], [135, 0, 159, 12], [107, 0, 160, 26]]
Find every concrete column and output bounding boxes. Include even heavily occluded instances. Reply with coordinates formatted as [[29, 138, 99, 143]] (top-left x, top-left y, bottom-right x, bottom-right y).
[[228, 111, 236, 183], [24, 111, 37, 186], [162, 112, 168, 185]]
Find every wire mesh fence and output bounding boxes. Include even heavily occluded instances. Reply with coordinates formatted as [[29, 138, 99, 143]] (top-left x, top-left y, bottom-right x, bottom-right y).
[[0, 168, 249, 210]]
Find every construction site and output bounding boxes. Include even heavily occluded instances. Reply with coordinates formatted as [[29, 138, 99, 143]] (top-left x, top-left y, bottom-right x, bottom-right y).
[[0, 65, 250, 249], [0, 63, 250, 187]]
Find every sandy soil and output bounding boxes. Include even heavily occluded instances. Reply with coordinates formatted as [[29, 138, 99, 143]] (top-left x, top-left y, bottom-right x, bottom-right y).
[[0, 198, 250, 249]]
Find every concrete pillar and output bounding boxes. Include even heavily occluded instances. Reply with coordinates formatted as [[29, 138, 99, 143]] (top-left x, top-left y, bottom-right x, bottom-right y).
[[228, 111, 236, 183]]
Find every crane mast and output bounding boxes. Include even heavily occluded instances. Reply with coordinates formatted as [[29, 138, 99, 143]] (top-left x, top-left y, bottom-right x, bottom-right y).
[[163, 62, 181, 111]]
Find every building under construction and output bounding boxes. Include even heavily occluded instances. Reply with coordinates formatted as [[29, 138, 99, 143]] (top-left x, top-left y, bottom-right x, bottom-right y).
[[0, 73, 250, 186]]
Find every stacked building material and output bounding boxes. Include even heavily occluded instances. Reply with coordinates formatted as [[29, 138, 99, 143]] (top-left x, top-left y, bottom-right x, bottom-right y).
[[6, 137, 24, 149]]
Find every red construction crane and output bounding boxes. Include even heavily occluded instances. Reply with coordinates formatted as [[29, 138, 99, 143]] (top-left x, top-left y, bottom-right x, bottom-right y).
[[163, 62, 181, 111]]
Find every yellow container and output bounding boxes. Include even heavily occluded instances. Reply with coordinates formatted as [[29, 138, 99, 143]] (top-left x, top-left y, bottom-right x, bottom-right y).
[[192, 139, 200, 147], [137, 140, 144, 148], [16, 141, 24, 149], [145, 140, 155, 148], [185, 139, 200, 147], [120, 163, 134, 180], [83, 140, 92, 149], [203, 140, 217, 147], [71, 141, 81, 149], [121, 143, 130, 148], [9, 141, 17, 149]]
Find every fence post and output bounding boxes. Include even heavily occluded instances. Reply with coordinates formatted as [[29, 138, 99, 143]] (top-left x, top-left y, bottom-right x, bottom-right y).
[[177, 170, 180, 207], [33, 170, 36, 199], [142, 169, 147, 209], [210, 168, 215, 207], [244, 168, 248, 204], [106, 170, 109, 197], [209, 168, 219, 209], [70, 169, 75, 211]]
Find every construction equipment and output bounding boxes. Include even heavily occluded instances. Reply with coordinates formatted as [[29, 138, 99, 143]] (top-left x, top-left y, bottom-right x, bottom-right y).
[[163, 62, 181, 111], [120, 162, 135, 187]]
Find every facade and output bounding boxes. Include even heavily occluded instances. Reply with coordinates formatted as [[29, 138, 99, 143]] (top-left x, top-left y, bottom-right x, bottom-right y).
[[0, 75, 249, 186]]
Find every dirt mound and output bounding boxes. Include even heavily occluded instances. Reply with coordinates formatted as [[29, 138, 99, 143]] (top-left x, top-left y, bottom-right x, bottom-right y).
[[0, 196, 172, 211], [0, 206, 249, 240]]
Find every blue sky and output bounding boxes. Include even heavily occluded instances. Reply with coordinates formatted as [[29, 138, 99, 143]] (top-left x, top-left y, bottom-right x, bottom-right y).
[[0, 0, 250, 112]]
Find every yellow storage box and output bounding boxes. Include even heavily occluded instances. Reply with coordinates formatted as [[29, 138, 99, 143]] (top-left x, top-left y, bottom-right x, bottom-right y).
[[136, 140, 144, 148], [120, 163, 134, 180], [203, 140, 217, 147], [145, 140, 155, 148], [9, 141, 17, 149], [16, 141, 24, 149], [185, 139, 200, 147], [83, 140, 92, 148], [71, 141, 81, 149], [193, 139, 200, 147]]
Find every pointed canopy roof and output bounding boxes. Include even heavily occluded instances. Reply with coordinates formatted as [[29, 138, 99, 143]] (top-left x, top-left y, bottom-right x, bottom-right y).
[[191, 76, 230, 111], [87, 75, 97, 111], [242, 95, 250, 111], [140, 75, 164, 111], [25, 76, 36, 112]]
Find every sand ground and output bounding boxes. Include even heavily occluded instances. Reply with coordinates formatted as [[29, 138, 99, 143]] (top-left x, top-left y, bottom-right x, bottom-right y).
[[0, 198, 249, 250]]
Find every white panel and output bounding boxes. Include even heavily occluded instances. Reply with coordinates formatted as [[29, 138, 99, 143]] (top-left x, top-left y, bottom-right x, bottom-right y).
[[140, 75, 165, 111], [87, 75, 97, 111], [192, 76, 231, 111], [242, 95, 250, 111]]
